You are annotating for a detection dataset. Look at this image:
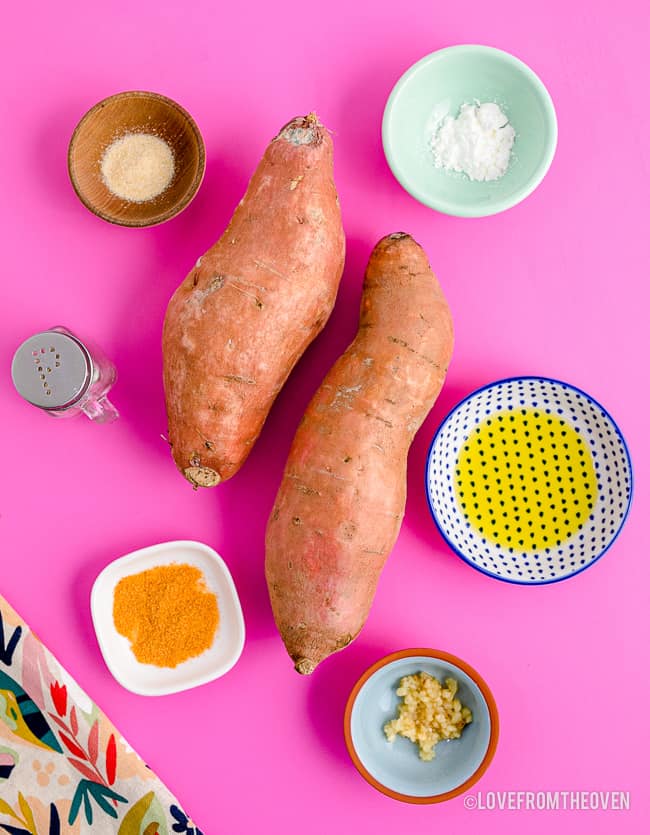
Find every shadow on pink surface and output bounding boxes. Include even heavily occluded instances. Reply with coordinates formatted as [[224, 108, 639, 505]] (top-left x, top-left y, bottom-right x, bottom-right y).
[[108, 144, 250, 464], [405, 378, 492, 556], [32, 99, 93, 213], [306, 640, 394, 768]]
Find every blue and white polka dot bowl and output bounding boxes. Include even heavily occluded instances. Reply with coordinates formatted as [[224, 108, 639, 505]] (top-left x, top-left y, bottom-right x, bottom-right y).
[[426, 378, 632, 584]]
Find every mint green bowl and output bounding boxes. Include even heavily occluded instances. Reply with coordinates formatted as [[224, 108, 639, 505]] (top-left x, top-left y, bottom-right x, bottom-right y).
[[382, 45, 558, 217]]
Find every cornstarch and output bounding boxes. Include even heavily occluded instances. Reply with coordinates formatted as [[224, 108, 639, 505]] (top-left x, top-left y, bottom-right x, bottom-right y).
[[431, 102, 515, 182]]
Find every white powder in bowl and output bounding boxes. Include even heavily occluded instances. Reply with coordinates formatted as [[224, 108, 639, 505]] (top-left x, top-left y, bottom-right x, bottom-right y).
[[431, 102, 515, 182], [101, 133, 175, 202]]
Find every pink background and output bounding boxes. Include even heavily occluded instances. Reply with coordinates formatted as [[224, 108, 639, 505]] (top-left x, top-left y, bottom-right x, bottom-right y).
[[1, 1, 648, 832]]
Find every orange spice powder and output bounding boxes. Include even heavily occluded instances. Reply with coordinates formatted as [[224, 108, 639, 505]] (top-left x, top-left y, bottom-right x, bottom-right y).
[[113, 563, 219, 668]]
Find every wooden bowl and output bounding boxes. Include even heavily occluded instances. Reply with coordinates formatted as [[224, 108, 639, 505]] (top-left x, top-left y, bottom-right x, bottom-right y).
[[68, 91, 205, 227]]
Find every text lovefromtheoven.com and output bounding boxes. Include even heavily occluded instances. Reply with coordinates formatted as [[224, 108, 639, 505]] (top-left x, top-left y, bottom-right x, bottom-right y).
[[463, 791, 630, 811]]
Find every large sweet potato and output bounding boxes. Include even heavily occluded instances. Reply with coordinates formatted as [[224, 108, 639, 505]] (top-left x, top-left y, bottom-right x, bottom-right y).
[[163, 114, 345, 487], [265, 234, 453, 673]]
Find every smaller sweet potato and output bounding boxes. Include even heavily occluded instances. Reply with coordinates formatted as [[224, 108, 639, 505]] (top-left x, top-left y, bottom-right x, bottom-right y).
[[266, 233, 454, 673]]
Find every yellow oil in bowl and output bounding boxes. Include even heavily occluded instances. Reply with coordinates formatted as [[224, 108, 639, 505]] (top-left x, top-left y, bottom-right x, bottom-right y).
[[454, 409, 598, 552]]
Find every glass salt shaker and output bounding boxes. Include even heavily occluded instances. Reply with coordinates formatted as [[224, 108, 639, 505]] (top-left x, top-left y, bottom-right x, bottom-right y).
[[11, 326, 119, 423]]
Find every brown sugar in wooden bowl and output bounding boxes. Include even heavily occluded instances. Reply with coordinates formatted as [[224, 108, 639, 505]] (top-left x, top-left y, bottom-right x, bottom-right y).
[[68, 91, 205, 227]]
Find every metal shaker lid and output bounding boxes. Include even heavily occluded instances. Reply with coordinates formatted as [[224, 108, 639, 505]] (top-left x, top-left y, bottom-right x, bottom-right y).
[[11, 331, 92, 410]]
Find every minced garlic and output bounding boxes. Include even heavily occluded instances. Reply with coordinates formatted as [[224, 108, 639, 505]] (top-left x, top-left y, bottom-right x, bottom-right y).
[[101, 132, 174, 202], [384, 672, 472, 761]]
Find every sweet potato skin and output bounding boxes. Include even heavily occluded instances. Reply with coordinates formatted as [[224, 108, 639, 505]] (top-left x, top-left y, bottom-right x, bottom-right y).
[[265, 234, 453, 673], [162, 115, 345, 487]]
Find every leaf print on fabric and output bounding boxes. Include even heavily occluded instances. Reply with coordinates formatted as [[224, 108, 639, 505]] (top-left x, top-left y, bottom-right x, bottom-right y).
[[87, 720, 99, 764], [118, 792, 154, 835], [49, 684, 67, 718], [0, 597, 202, 835], [106, 734, 117, 785], [69, 707, 78, 737], [48, 702, 115, 787], [82, 790, 92, 826], [0, 796, 62, 835], [0, 613, 21, 667], [67, 758, 102, 782], [68, 780, 128, 826], [68, 784, 83, 827], [118, 791, 168, 835], [51, 668, 93, 717], [0, 794, 35, 835], [20, 633, 52, 713], [58, 733, 86, 760], [88, 786, 116, 818], [90, 783, 127, 819], [169, 805, 203, 835], [16, 796, 35, 835], [0, 671, 62, 753], [0, 748, 17, 781], [44, 714, 68, 734], [48, 804, 60, 835]]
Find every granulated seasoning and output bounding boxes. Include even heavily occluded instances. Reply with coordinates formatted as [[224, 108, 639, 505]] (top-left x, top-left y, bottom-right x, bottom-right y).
[[101, 132, 175, 202], [113, 563, 219, 667]]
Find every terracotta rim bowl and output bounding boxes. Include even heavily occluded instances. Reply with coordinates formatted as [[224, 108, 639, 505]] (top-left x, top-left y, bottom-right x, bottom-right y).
[[344, 648, 499, 803]]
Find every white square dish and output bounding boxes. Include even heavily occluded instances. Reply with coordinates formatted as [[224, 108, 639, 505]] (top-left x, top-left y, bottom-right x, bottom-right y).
[[91, 540, 245, 695]]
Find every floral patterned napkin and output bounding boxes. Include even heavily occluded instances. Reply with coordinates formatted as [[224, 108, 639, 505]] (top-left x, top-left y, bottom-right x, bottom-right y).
[[0, 595, 202, 834]]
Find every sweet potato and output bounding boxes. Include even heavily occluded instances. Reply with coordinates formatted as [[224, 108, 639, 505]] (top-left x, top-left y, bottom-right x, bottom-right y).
[[265, 233, 453, 673], [162, 114, 345, 487]]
